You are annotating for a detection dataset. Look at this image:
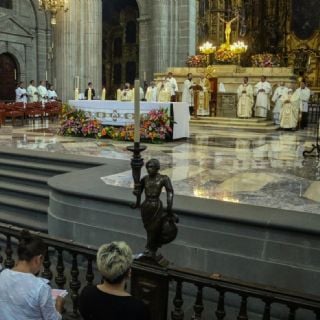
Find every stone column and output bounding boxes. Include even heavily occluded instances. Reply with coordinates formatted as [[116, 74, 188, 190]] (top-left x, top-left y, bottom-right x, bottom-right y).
[[138, 14, 152, 82], [151, 0, 170, 73], [176, 0, 196, 66], [54, 0, 102, 101]]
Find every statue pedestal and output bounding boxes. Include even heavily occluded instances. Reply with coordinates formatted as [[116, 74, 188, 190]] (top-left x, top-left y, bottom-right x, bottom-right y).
[[131, 258, 169, 320]]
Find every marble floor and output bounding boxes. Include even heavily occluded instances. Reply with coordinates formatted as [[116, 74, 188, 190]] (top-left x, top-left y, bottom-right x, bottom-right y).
[[1, 119, 319, 214]]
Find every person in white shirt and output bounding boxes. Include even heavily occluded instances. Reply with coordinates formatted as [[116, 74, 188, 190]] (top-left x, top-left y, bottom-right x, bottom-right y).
[[254, 76, 272, 117], [37, 80, 48, 103], [145, 82, 158, 102], [15, 82, 28, 103], [295, 80, 311, 129], [272, 82, 288, 124], [237, 77, 254, 118], [0, 230, 64, 320], [27, 80, 38, 102], [182, 73, 195, 115], [166, 72, 178, 101], [48, 84, 58, 101]]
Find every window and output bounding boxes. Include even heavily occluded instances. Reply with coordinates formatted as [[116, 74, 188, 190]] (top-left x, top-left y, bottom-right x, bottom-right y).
[[113, 38, 122, 58], [125, 62, 136, 84], [125, 21, 136, 44], [113, 64, 122, 85]]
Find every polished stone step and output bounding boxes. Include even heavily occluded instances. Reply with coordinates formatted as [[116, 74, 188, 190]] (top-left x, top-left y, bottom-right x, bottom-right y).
[[0, 169, 48, 186], [0, 181, 49, 199]]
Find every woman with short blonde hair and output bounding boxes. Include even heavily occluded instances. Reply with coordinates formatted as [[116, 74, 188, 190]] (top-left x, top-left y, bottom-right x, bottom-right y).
[[79, 241, 149, 320]]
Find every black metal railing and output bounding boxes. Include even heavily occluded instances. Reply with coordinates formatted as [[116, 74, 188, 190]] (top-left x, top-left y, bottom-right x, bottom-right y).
[[1, 222, 320, 320]]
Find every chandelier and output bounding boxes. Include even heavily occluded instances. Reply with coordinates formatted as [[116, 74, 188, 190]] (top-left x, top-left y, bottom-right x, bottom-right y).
[[39, 0, 69, 25], [199, 41, 216, 55]]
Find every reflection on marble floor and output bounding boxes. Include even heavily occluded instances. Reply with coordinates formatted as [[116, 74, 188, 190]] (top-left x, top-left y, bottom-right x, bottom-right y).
[[1, 120, 320, 214]]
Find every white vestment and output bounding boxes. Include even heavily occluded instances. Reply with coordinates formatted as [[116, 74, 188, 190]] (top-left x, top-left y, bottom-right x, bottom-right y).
[[272, 86, 288, 124], [295, 87, 311, 112], [279, 91, 299, 129], [166, 77, 178, 97], [182, 79, 194, 106], [254, 81, 272, 117], [120, 89, 133, 101], [158, 87, 171, 102], [15, 87, 27, 103], [145, 86, 158, 102], [37, 85, 48, 103], [197, 78, 210, 116], [27, 85, 38, 102], [48, 90, 58, 100], [237, 84, 254, 118]]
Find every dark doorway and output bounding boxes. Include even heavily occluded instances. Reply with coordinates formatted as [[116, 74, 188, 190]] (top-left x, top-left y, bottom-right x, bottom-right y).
[[0, 53, 18, 101]]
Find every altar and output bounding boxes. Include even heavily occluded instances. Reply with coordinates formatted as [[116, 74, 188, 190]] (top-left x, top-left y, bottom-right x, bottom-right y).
[[68, 100, 190, 140]]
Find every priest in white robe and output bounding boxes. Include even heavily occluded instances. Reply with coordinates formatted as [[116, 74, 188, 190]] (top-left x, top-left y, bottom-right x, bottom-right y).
[[197, 76, 210, 116], [272, 82, 288, 125], [237, 77, 254, 118], [48, 85, 58, 100], [145, 82, 158, 102], [158, 81, 171, 102], [254, 76, 272, 117], [27, 80, 38, 102], [15, 82, 28, 103], [295, 80, 311, 129], [182, 73, 195, 115], [37, 80, 48, 103], [279, 89, 299, 129], [166, 72, 178, 101], [120, 83, 133, 101]]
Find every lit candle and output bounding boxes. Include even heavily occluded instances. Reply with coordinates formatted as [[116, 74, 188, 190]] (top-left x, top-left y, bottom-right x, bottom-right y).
[[75, 88, 79, 100], [134, 79, 140, 143], [101, 88, 106, 100]]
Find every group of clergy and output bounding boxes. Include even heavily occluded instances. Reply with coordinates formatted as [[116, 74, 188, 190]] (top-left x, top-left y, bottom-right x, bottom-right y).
[[237, 76, 311, 130], [15, 80, 58, 103]]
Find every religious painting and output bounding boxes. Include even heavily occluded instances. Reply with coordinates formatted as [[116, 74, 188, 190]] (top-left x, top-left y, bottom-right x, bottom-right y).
[[0, 0, 12, 9], [291, 0, 320, 39]]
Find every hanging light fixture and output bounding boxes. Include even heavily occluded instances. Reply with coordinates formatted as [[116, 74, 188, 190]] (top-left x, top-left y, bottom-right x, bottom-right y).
[[39, 0, 69, 25]]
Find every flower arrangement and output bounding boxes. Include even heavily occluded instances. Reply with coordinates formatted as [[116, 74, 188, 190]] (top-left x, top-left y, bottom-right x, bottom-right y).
[[186, 55, 208, 67], [100, 108, 172, 143], [251, 53, 282, 67], [58, 104, 102, 138], [214, 44, 236, 62], [59, 104, 172, 143]]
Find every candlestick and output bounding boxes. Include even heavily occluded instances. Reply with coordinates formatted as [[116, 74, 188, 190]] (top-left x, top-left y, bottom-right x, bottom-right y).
[[75, 88, 79, 100], [101, 88, 106, 100], [45, 70, 48, 81], [134, 79, 140, 143], [77, 76, 80, 90]]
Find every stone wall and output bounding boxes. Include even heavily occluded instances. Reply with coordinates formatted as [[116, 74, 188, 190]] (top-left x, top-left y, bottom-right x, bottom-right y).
[[0, 0, 50, 85]]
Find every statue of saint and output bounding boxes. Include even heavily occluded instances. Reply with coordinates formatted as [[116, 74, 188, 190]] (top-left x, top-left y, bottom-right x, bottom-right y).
[[219, 15, 239, 45], [136, 159, 178, 260]]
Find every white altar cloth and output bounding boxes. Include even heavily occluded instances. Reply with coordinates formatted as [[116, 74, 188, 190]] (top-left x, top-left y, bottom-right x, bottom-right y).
[[68, 100, 190, 139]]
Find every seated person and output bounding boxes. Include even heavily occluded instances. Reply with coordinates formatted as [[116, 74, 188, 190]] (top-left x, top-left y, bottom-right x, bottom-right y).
[[84, 82, 96, 100], [0, 230, 64, 320], [79, 241, 149, 320]]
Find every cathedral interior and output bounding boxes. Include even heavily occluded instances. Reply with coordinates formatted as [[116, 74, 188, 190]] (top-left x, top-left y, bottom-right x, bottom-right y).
[[0, 1, 320, 319]]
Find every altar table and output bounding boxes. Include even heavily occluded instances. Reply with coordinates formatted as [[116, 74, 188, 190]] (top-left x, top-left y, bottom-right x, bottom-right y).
[[69, 100, 190, 139]]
